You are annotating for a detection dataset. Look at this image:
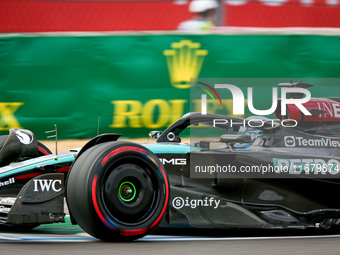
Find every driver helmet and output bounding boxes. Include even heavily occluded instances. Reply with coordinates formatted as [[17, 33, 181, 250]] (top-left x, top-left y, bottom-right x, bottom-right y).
[[189, 0, 219, 13]]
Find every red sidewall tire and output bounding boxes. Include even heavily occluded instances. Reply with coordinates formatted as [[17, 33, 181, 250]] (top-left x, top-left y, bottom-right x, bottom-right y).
[[66, 141, 169, 242]]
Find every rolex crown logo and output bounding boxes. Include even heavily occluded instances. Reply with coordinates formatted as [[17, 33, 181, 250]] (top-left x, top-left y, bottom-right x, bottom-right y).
[[163, 40, 208, 89]]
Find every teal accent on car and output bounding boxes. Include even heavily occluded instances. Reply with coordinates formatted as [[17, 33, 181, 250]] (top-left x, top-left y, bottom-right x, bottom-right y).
[[143, 143, 192, 154], [0, 154, 76, 179]]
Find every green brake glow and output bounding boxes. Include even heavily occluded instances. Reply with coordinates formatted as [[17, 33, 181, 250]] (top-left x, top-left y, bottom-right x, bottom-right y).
[[119, 181, 136, 202]]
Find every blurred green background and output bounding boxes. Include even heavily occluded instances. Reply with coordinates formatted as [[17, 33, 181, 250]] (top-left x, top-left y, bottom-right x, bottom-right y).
[[1, 34, 340, 139]]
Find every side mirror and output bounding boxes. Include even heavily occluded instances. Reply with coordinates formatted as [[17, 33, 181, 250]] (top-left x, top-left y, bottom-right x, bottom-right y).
[[220, 134, 251, 144], [149, 131, 162, 140]]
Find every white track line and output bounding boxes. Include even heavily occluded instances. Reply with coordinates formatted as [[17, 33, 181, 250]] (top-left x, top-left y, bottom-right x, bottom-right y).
[[1, 233, 340, 242], [140, 234, 340, 242]]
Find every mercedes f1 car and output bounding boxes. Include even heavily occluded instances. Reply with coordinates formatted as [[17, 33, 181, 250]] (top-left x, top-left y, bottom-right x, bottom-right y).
[[1, 87, 340, 241]]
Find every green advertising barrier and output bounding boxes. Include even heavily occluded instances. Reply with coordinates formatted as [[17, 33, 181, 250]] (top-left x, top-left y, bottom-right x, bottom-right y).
[[0, 34, 340, 139]]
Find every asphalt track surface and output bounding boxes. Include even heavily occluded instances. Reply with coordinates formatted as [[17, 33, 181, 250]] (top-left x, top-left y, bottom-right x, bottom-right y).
[[1, 217, 340, 255]]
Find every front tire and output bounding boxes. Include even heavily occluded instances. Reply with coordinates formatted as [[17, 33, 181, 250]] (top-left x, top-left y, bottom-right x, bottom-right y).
[[66, 141, 169, 241]]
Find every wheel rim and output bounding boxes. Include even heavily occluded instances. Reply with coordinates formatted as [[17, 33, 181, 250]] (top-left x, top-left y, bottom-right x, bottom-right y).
[[102, 163, 157, 225]]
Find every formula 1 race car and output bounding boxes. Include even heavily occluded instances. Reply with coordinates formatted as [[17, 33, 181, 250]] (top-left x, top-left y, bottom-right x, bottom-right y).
[[1, 93, 340, 241]]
